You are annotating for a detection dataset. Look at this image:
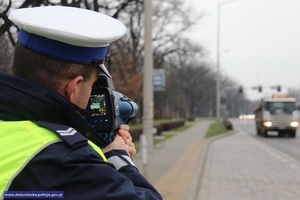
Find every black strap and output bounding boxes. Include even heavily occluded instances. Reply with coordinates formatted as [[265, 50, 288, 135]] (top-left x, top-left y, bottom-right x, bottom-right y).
[[34, 121, 88, 149]]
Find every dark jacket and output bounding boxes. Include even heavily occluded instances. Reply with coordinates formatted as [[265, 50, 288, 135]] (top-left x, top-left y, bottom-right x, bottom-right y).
[[0, 71, 162, 200]]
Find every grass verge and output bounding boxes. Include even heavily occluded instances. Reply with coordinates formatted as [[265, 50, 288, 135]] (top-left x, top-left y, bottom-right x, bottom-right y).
[[205, 121, 227, 138]]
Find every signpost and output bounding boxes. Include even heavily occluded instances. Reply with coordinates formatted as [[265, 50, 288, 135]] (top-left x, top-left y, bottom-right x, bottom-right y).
[[153, 69, 165, 91]]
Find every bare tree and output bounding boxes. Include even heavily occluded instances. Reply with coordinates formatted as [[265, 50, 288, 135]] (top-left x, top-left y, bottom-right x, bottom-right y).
[[0, 34, 13, 73]]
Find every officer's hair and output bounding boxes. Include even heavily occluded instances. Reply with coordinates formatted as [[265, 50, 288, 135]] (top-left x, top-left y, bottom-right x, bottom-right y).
[[12, 42, 97, 91]]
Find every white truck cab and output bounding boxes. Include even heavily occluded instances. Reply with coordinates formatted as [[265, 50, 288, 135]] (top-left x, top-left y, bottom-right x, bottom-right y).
[[254, 95, 299, 137]]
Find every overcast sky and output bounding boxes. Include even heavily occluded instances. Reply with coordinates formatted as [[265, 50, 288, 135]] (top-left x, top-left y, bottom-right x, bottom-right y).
[[186, 0, 300, 101]]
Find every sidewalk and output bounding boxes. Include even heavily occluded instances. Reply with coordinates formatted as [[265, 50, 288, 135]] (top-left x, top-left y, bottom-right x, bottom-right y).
[[133, 120, 212, 200], [197, 129, 300, 200]]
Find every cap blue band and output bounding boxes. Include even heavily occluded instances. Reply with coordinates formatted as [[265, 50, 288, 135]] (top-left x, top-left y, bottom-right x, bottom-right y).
[[18, 29, 108, 63]]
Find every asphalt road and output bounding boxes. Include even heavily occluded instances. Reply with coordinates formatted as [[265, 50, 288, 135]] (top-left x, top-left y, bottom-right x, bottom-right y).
[[231, 118, 300, 161]]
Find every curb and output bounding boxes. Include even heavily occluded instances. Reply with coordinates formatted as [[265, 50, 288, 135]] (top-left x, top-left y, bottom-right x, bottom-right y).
[[186, 129, 238, 200]]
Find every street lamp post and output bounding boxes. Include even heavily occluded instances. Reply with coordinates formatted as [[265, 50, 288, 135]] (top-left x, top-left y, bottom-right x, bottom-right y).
[[216, 0, 241, 127]]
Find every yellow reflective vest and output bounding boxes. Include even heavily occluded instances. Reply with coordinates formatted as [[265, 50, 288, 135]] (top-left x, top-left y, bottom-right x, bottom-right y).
[[0, 121, 106, 198]]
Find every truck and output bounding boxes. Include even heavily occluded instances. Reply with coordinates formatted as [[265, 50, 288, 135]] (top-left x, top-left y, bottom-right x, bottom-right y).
[[254, 96, 299, 137]]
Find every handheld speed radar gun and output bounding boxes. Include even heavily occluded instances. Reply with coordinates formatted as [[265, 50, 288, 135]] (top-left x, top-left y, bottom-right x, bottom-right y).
[[85, 64, 139, 146]]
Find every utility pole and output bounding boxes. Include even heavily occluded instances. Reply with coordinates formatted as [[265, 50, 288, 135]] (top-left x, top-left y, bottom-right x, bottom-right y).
[[142, 0, 154, 181]]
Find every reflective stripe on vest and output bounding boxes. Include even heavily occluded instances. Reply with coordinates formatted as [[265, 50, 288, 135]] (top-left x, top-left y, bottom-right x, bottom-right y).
[[0, 121, 107, 198]]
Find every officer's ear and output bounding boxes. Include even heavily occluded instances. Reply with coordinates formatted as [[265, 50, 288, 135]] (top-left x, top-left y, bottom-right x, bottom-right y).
[[65, 76, 83, 103]]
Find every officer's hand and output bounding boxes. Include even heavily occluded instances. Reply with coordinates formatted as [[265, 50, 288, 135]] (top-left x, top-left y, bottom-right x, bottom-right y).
[[117, 124, 136, 158], [101, 125, 136, 158]]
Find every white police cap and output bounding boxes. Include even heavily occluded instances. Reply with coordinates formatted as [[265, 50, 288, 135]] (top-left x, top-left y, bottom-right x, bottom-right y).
[[9, 6, 126, 63]]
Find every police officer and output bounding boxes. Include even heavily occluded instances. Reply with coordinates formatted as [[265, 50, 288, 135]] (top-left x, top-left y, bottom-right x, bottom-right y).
[[0, 6, 162, 200]]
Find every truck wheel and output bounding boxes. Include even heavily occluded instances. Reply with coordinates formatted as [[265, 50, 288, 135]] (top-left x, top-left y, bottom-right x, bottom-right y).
[[256, 128, 261, 135], [263, 130, 268, 137]]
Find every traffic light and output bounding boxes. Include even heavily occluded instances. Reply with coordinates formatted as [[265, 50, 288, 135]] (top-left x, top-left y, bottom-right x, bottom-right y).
[[258, 86, 262, 92], [238, 86, 243, 93], [277, 85, 281, 92]]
